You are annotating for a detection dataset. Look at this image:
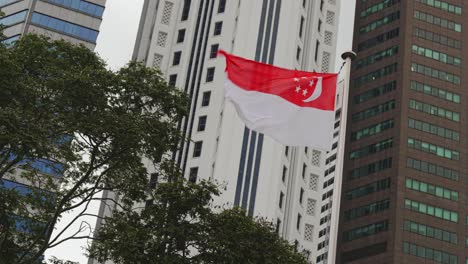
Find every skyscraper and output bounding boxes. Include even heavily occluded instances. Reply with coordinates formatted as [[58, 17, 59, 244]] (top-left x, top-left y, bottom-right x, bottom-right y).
[[337, 1, 465, 263], [93, 0, 343, 262], [0, 0, 105, 49]]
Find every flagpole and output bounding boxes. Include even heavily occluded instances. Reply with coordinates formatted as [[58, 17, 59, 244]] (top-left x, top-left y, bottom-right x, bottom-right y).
[[328, 51, 356, 264]]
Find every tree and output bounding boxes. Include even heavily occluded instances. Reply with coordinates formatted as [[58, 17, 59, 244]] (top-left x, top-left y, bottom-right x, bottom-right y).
[[0, 34, 187, 263], [88, 169, 307, 264]]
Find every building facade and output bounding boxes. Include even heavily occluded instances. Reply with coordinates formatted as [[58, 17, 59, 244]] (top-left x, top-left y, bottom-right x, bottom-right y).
[[129, 0, 343, 262], [0, 0, 105, 49], [337, 1, 466, 263]]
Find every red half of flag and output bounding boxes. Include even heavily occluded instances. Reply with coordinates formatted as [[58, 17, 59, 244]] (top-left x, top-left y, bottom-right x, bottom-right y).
[[218, 50, 339, 150]]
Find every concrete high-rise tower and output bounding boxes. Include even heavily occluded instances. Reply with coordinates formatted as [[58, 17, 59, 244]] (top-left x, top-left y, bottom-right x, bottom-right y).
[[337, 1, 466, 263], [0, 0, 105, 49], [94, 0, 344, 263]]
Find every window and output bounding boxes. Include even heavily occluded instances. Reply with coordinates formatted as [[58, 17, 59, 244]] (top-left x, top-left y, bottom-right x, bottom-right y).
[[210, 44, 219, 58], [201, 91, 211, 106], [44, 0, 105, 17], [356, 46, 399, 69], [407, 137, 459, 160], [320, 0, 324, 11], [412, 44, 461, 67], [1, 35, 20, 46], [282, 166, 287, 182], [279, 192, 284, 209], [409, 99, 460, 122], [403, 242, 458, 264], [352, 100, 395, 122], [343, 220, 389, 242], [302, 163, 307, 178], [276, 218, 281, 233], [411, 62, 460, 85], [360, 11, 400, 34], [349, 138, 393, 159], [299, 188, 304, 204], [410, 81, 460, 104], [404, 198, 458, 222], [206, 67, 215, 82], [345, 178, 391, 200], [296, 46, 301, 61], [30, 12, 99, 43], [318, 19, 322, 32], [297, 214, 302, 230], [168, 74, 177, 86], [406, 178, 458, 201], [189, 167, 198, 183], [0, 0, 17, 8], [299, 16, 304, 38], [349, 158, 392, 180], [181, 0, 191, 21], [345, 199, 390, 221], [1, 180, 34, 196], [149, 173, 158, 189], [214, 21, 223, 35], [218, 0, 226, 13], [354, 81, 397, 104], [414, 27, 461, 49], [408, 118, 459, 141], [403, 220, 457, 244], [173, 51, 182, 65], [414, 10, 461, 32], [407, 157, 459, 181], [360, 0, 400, 17], [177, 29, 185, 43], [314, 40, 320, 62], [416, 0, 462, 15], [193, 141, 203, 157], [358, 28, 399, 52], [302, 0, 306, 8], [197, 116, 207, 131], [285, 146, 289, 156], [354, 63, 398, 88], [351, 119, 394, 141], [0, 10, 28, 27]]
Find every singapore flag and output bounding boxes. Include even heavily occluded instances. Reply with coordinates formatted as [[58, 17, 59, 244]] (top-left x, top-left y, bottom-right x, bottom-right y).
[[219, 50, 338, 150]]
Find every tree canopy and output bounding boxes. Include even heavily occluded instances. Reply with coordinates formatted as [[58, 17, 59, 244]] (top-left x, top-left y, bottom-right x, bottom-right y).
[[0, 33, 307, 264], [88, 170, 307, 264], [0, 34, 187, 263]]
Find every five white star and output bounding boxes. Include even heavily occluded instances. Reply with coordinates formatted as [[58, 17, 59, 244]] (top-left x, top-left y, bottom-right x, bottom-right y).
[[309, 80, 315, 87], [302, 89, 308, 96], [294, 78, 300, 82], [295, 86, 301, 93]]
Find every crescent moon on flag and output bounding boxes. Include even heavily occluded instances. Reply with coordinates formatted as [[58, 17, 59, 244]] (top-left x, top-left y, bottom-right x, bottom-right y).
[[303, 77, 323, 102]]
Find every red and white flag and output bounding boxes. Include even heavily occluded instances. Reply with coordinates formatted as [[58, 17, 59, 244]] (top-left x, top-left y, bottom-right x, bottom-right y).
[[219, 50, 338, 150]]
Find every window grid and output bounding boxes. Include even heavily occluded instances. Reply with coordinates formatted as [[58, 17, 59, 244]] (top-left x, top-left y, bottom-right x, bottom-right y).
[[408, 137, 459, 160], [407, 157, 459, 181], [403, 220, 457, 244], [408, 118, 459, 141], [414, 10, 461, 32], [406, 178, 458, 201], [404, 198, 458, 222], [409, 99, 460, 122], [410, 81, 460, 104], [345, 178, 391, 200], [349, 158, 392, 180], [359, 11, 400, 34], [349, 139, 393, 160], [412, 44, 461, 67], [403, 241, 458, 264]]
